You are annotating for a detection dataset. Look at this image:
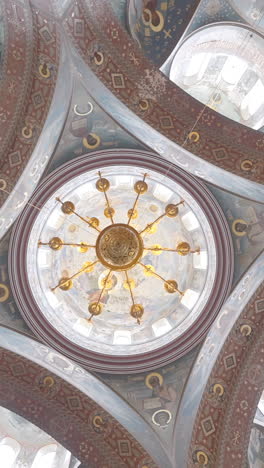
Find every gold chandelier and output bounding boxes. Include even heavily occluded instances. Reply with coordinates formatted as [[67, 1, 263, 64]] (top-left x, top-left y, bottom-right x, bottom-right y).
[[38, 172, 200, 324]]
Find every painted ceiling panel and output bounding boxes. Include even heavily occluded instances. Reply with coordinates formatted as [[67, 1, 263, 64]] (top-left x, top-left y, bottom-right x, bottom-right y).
[[127, 0, 201, 66]]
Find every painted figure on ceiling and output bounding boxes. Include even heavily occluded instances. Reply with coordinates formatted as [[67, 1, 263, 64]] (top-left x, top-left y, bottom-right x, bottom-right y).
[[146, 372, 177, 411]]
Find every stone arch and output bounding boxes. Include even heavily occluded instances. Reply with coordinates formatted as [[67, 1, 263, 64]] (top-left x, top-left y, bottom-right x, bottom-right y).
[[173, 251, 264, 467], [0, 326, 172, 468]]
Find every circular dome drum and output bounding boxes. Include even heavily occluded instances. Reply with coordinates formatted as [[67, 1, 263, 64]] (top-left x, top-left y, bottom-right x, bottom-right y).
[[9, 149, 234, 373]]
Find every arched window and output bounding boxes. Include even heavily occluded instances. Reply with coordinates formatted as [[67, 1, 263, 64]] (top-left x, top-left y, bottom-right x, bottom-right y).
[[32, 444, 57, 468], [221, 56, 247, 85], [0, 437, 20, 468], [241, 79, 264, 120]]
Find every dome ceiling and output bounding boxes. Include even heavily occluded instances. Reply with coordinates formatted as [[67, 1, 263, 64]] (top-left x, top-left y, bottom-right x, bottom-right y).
[[127, 0, 200, 66], [170, 23, 264, 130], [9, 149, 234, 373], [0, 1, 262, 467]]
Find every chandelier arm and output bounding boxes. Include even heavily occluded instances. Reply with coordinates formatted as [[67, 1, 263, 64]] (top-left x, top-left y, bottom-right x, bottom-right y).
[[88, 270, 112, 321], [144, 246, 200, 254], [138, 262, 184, 296], [51, 260, 98, 292], [124, 270, 135, 306], [56, 197, 101, 233], [127, 191, 140, 225], [98, 171, 115, 224], [38, 241, 95, 249], [139, 213, 166, 235], [127, 173, 147, 225], [145, 246, 178, 253], [139, 199, 185, 235], [61, 243, 96, 248], [69, 209, 101, 233], [95, 269, 113, 307]]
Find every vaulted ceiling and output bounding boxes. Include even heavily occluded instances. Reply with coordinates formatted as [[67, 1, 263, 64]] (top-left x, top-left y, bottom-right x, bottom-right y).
[[0, 1, 263, 467]]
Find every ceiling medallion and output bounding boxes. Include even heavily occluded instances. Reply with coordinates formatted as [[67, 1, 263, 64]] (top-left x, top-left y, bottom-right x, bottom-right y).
[[9, 150, 234, 373], [38, 172, 199, 326]]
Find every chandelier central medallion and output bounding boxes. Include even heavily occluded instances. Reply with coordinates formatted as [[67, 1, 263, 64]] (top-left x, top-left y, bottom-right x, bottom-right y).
[[96, 223, 143, 271]]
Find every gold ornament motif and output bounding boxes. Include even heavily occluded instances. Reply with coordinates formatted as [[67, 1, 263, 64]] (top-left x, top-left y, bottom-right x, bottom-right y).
[[83, 261, 96, 273], [96, 177, 110, 192], [212, 383, 224, 397], [188, 131, 200, 142], [93, 415, 104, 428], [134, 180, 148, 194], [150, 244, 162, 255], [78, 243, 89, 253], [196, 451, 209, 465], [165, 204, 179, 217], [0, 284, 9, 302], [139, 99, 149, 111], [22, 126, 33, 139], [142, 8, 152, 25], [142, 8, 164, 32], [145, 372, 163, 389], [127, 208, 138, 219], [92, 414, 108, 433], [60, 200, 75, 215], [96, 224, 144, 271], [48, 237, 63, 250], [92, 415, 107, 431], [123, 278, 135, 290], [39, 63, 50, 78], [241, 159, 253, 172], [176, 241, 190, 255], [94, 51, 104, 65], [130, 304, 144, 323], [164, 280, 179, 294], [143, 264, 155, 276], [88, 217, 100, 228], [0, 179, 7, 191], [232, 219, 248, 237], [150, 11, 164, 32], [88, 302, 102, 316], [145, 223, 158, 234], [240, 324, 252, 336], [83, 133, 100, 149], [43, 376, 55, 388], [58, 277, 73, 291], [104, 207, 115, 219], [99, 274, 114, 290]]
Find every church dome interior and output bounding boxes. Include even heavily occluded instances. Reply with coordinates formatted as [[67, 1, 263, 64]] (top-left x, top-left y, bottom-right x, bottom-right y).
[[0, 0, 263, 467]]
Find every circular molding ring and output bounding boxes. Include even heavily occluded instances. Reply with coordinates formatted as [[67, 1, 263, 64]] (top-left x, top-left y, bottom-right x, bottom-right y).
[[9, 149, 234, 373]]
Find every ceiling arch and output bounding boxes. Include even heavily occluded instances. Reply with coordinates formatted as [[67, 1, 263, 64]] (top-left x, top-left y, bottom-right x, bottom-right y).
[[63, 0, 264, 185], [0, 0, 61, 209], [0, 326, 171, 468], [174, 250, 264, 467]]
